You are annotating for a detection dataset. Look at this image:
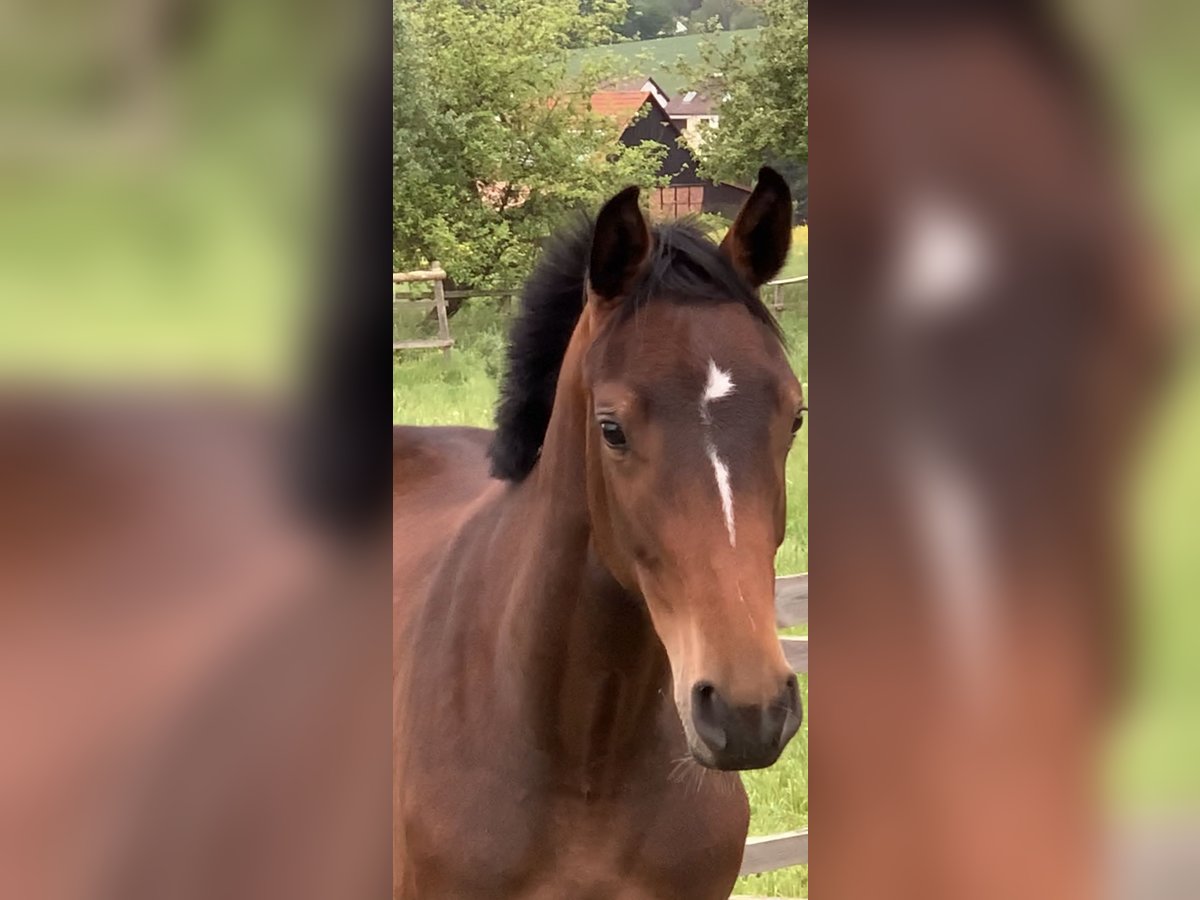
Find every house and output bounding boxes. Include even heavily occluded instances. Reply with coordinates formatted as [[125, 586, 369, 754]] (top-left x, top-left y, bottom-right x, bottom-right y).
[[600, 76, 670, 110], [665, 90, 720, 149], [589, 88, 750, 221]]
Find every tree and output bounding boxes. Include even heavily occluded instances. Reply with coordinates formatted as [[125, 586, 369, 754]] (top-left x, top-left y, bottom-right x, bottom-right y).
[[634, 0, 676, 37], [685, 0, 807, 207], [617, 0, 676, 39], [572, 1, 634, 47], [393, 1, 666, 287], [688, 0, 761, 32], [729, 4, 766, 29]]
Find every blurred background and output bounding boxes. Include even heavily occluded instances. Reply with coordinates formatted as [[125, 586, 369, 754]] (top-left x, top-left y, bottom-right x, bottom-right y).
[[0, 2, 392, 899], [0, 0, 360, 385], [1082, 0, 1200, 814], [810, 2, 1200, 897]]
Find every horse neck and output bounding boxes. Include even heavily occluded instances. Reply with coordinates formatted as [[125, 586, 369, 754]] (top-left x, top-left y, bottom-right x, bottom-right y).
[[494, 306, 672, 783]]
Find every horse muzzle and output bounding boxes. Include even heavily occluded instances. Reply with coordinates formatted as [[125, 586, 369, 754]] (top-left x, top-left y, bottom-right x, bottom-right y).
[[687, 674, 802, 770]]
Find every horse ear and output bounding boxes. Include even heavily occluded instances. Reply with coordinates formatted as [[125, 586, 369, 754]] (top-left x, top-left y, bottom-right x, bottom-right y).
[[721, 167, 793, 287], [589, 186, 651, 305]]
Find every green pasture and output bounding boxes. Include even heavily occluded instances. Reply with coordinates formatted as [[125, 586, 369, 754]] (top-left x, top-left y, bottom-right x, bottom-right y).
[[393, 258, 809, 897], [568, 28, 761, 95]]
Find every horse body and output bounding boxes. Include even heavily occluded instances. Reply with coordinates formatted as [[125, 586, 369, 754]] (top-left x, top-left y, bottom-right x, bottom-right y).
[[394, 172, 801, 897], [392, 424, 749, 898]]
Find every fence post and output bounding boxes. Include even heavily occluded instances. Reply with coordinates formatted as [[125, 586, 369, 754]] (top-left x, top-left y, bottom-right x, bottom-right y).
[[432, 261, 452, 360], [773, 282, 784, 312], [393, 263, 455, 355]]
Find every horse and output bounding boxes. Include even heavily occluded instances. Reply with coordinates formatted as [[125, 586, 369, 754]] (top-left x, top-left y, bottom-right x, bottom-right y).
[[393, 168, 805, 898]]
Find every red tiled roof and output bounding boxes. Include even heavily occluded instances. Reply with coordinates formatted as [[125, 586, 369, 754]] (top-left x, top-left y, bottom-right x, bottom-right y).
[[589, 91, 651, 128], [602, 77, 652, 92]]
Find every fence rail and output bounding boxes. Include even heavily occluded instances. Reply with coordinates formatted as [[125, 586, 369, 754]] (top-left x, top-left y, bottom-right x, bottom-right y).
[[769, 274, 808, 313], [742, 829, 809, 874], [774, 573, 809, 627], [393, 266, 447, 283], [394, 275, 807, 317]]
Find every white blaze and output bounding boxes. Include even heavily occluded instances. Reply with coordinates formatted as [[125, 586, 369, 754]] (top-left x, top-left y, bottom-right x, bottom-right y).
[[702, 359, 735, 407], [886, 191, 1001, 706], [891, 192, 995, 321], [706, 443, 736, 548], [700, 359, 737, 547], [902, 427, 998, 707]]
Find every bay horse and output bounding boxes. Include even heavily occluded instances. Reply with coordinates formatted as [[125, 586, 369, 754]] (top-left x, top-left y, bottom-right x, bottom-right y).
[[393, 169, 804, 898]]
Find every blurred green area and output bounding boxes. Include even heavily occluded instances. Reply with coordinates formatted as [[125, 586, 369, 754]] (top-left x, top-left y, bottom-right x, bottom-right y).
[[567, 27, 761, 95], [1091, 2, 1200, 811], [0, 1, 353, 386], [0, 160, 302, 383]]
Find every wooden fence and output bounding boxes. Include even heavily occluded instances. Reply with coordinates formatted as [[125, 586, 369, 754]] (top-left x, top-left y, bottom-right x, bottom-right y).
[[738, 571, 809, 885], [444, 287, 520, 311], [769, 275, 808, 315], [393, 263, 454, 358], [393, 274, 807, 325]]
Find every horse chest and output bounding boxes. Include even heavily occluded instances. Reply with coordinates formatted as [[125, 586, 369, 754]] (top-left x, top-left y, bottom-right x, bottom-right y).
[[400, 766, 749, 899]]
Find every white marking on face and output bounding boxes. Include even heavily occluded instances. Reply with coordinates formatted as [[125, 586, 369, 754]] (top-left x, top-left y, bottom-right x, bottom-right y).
[[700, 359, 738, 547], [706, 442, 736, 548], [902, 432, 998, 706], [737, 580, 756, 631], [703, 359, 735, 405], [891, 193, 995, 320], [701, 358, 735, 425]]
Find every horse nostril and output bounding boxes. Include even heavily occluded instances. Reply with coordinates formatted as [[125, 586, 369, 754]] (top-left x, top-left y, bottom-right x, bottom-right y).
[[775, 675, 803, 746], [786, 673, 801, 707], [691, 681, 728, 752]]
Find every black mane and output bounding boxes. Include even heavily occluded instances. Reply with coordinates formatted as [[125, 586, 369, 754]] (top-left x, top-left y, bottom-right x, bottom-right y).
[[487, 218, 784, 482]]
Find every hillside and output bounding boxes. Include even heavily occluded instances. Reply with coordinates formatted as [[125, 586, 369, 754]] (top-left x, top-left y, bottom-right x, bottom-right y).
[[568, 29, 760, 96]]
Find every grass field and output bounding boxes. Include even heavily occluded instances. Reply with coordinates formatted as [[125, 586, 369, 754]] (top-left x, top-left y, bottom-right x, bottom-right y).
[[568, 28, 761, 95], [393, 251, 809, 897]]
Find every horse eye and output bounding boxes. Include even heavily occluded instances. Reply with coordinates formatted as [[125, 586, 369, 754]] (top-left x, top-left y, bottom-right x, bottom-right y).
[[599, 420, 628, 449], [791, 410, 805, 434]]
